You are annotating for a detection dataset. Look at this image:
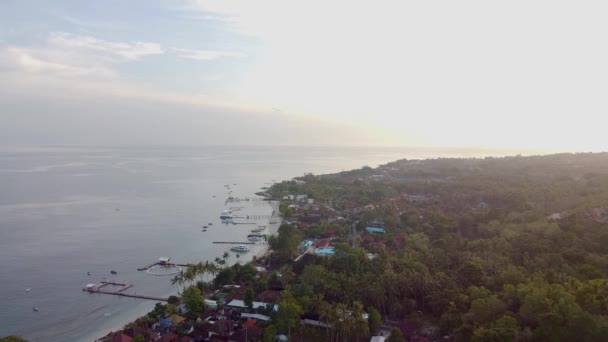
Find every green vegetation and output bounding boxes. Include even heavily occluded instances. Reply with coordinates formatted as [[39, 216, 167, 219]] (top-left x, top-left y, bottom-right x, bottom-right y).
[[0, 337, 28, 342], [181, 285, 205, 314], [263, 153, 608, 341]]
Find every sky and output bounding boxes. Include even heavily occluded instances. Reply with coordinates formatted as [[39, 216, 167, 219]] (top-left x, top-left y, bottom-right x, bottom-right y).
[[0, 0, 606, 151]]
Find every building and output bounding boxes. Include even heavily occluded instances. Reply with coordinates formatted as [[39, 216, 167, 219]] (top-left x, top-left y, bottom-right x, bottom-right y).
[[366, 227, 386, 233], [226, 299, 279, 311]]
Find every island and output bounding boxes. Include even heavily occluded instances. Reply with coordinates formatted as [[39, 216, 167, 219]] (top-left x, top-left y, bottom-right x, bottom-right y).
[[6, 152, 607, 342]]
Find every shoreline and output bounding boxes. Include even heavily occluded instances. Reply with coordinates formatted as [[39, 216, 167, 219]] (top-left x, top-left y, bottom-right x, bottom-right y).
[[88, 200, 280, 341]]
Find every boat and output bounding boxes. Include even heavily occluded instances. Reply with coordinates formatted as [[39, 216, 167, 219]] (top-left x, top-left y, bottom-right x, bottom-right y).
[[269, 220, 279, 224], [202, 229, 207, 232], [203, 225, 208, 228], [220, 210, 234, 220], [25, 288, 31, 292], [247, 234, 264, 242], [87, 272, 91, 276], [32, 306, 39, 312], [110, 270, 117, 275], [230, 245, 249, 253], [208, 223, 213, 225]]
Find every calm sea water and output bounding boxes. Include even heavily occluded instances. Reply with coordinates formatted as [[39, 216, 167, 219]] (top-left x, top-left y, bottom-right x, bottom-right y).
[[0, 145, 527, 341]]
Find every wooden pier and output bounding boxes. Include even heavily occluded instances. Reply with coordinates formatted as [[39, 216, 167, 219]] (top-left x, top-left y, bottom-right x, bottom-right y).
[[213, 241, 256, 244], [83, 281, 168, 302], [138, 261, 194, 271]]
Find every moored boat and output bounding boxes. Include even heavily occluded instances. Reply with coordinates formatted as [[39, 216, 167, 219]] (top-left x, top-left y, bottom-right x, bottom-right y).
[[230, 245, 249, 253]]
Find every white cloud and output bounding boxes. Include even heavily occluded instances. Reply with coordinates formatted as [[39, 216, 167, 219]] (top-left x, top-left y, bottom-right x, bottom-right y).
[[6, 47, 114, 77], [0, 32, 163, 79], [48, 32, 164, 61], [172, 47, 243, 61]]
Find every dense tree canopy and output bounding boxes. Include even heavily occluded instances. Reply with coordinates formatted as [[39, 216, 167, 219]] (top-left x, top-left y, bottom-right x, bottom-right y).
[[265, 153, 608, 341]]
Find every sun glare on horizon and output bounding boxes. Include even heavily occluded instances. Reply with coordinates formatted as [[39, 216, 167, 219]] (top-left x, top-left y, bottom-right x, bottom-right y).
[[0, 0, 606, 151]]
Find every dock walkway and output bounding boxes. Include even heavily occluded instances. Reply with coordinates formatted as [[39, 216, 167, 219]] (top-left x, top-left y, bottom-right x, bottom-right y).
[[83, 281, 168, 302]]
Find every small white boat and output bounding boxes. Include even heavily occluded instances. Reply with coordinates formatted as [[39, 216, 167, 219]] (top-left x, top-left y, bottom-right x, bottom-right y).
[[25, 288, 31, 292], [32, 306, 39, 312], [220, 210, 234, 220], [247, 234, 264, 242], [230, 245, 249, 253]]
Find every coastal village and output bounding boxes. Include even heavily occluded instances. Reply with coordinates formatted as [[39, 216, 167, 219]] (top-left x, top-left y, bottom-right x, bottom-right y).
[[93, 154, 608, 342], [95, 169, 434, 342]]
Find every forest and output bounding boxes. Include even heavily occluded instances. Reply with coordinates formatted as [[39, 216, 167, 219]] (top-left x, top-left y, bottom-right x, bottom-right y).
[[261, 153, 608, 341]]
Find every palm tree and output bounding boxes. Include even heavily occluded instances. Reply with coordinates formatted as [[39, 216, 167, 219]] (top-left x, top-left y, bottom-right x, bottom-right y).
[[171, 268, 186, 294], [184, 266, 196, 287], [205, 261, 219, 278]]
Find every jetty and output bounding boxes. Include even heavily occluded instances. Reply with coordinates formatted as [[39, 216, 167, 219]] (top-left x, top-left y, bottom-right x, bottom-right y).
[[137, 257, 195, 271], [213, 241, 256, 245], [82, 281, 168, 302]]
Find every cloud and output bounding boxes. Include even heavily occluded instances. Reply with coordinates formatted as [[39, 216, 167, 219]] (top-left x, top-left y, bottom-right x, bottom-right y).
[[171, 47, 243, 61], [5, 47, 114, 77], [48, 32, 164, 61], [0, 32, 163, 79]]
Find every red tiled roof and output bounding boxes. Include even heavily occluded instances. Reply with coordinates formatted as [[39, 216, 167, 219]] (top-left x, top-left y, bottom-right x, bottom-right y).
[[111, 333, 133, 342], [314, 238, 331, 248], [255, 289, 281, 303], [158, 332, 179, 342]]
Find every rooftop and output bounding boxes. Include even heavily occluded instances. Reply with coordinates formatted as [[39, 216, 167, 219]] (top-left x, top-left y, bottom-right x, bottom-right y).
[[366, 227, 386, 233]]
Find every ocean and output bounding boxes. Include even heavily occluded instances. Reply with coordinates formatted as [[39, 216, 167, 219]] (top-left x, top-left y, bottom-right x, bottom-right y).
[[0, 145, 528, 341]]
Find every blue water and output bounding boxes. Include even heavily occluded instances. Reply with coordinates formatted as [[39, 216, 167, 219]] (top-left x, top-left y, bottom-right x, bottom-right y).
[[0, 145, 525, 341], [315, 247, 336, 255]]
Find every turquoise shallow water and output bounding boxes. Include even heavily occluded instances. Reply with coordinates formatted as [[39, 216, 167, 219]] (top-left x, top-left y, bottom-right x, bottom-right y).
[[0, 145, 524, 341]]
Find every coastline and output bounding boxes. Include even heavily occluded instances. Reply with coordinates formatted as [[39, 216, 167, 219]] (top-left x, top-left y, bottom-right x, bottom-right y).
[[88, 200, 280, 341]]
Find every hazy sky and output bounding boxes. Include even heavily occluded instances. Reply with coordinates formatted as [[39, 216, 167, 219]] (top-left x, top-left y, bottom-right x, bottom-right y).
[[1, 1, 606, 151]]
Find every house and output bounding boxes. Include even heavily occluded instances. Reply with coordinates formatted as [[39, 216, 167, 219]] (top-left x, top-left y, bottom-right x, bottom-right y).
[[159, 318, 173, 328], [366, 227, 386, 234], [255, 289, 282, 303], [111, 333, 133, 342], [158, 332, 179, 342], [299, 214, 321, 223], [124, 325, 157, 341], [243, 319, 256, 328], [314, 238, 332, 248], [168, 314, 185, 325], [547, 213, 563, 221], [214, 318, 237, 336], [241, 313, 271, 322], [476, 201, 489, 209], [226, 299, 278, 311], [229, 325, 264, 342]]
